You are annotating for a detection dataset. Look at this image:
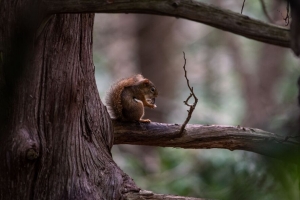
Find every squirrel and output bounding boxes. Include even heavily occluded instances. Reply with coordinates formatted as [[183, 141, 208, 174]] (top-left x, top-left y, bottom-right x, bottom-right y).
[[106, 74, 158, 123]]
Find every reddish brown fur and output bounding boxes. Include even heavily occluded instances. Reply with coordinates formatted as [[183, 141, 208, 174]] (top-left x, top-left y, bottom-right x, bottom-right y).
[[106, 74, 158, 122]]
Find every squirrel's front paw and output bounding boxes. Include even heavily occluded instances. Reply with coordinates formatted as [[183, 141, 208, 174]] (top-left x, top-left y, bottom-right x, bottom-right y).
[[148, 104, 157, 108], [146, 98, 157, 108]]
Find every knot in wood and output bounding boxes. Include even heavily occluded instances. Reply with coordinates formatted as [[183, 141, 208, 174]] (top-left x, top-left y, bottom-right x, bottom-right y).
[[26, 148, 39, 161]]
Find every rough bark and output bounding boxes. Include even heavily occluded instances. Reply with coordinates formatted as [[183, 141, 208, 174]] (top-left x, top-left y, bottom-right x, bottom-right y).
[[43, 0, 290, 48], [0, 2, 138, 199], [113, 121, 299, 163]]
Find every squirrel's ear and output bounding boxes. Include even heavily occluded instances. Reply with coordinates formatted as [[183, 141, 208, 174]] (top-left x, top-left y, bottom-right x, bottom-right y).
[[138, 79, 150, 86]]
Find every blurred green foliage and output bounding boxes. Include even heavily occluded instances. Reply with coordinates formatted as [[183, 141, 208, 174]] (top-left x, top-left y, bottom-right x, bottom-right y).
[[112, 147, 299, 200]]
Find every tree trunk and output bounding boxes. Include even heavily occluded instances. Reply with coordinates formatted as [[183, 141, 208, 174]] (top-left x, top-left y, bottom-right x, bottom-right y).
[[0, 2, 138, 199]]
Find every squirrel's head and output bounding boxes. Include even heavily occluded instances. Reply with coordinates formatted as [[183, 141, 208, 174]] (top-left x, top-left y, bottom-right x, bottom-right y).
[[137, 79, 158, 107]]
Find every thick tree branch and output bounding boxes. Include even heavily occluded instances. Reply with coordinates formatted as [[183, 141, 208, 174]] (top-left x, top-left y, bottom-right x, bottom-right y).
[[124, 190, 207, 200], [43, 0, 290, 48], [113, 121, 299, 163]]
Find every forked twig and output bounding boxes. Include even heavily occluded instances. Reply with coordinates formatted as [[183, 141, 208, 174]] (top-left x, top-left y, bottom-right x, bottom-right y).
[[179, 52, 198, 136]]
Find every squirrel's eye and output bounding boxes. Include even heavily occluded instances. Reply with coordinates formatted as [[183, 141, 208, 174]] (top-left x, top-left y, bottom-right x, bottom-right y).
[[151, 87, 155, 92]]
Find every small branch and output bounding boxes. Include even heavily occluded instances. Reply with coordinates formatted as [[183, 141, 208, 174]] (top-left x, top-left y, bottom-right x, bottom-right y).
[[278, 2, 290, 26], [179, 52, 198, 136], [284, 1, 290, 26], [241, 0, 246, 14], [113, 121, 299, 163], [43, 0, 290, 48], [124, 190, 208, 200]]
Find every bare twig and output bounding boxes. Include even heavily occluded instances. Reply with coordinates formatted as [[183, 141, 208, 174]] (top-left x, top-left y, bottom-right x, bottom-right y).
[[278, 1, 290, 26], [284, 1, 290, 26], [179, 52, 198, 136], [241, 0, 246, 14], [259, 0, 273, 23]]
